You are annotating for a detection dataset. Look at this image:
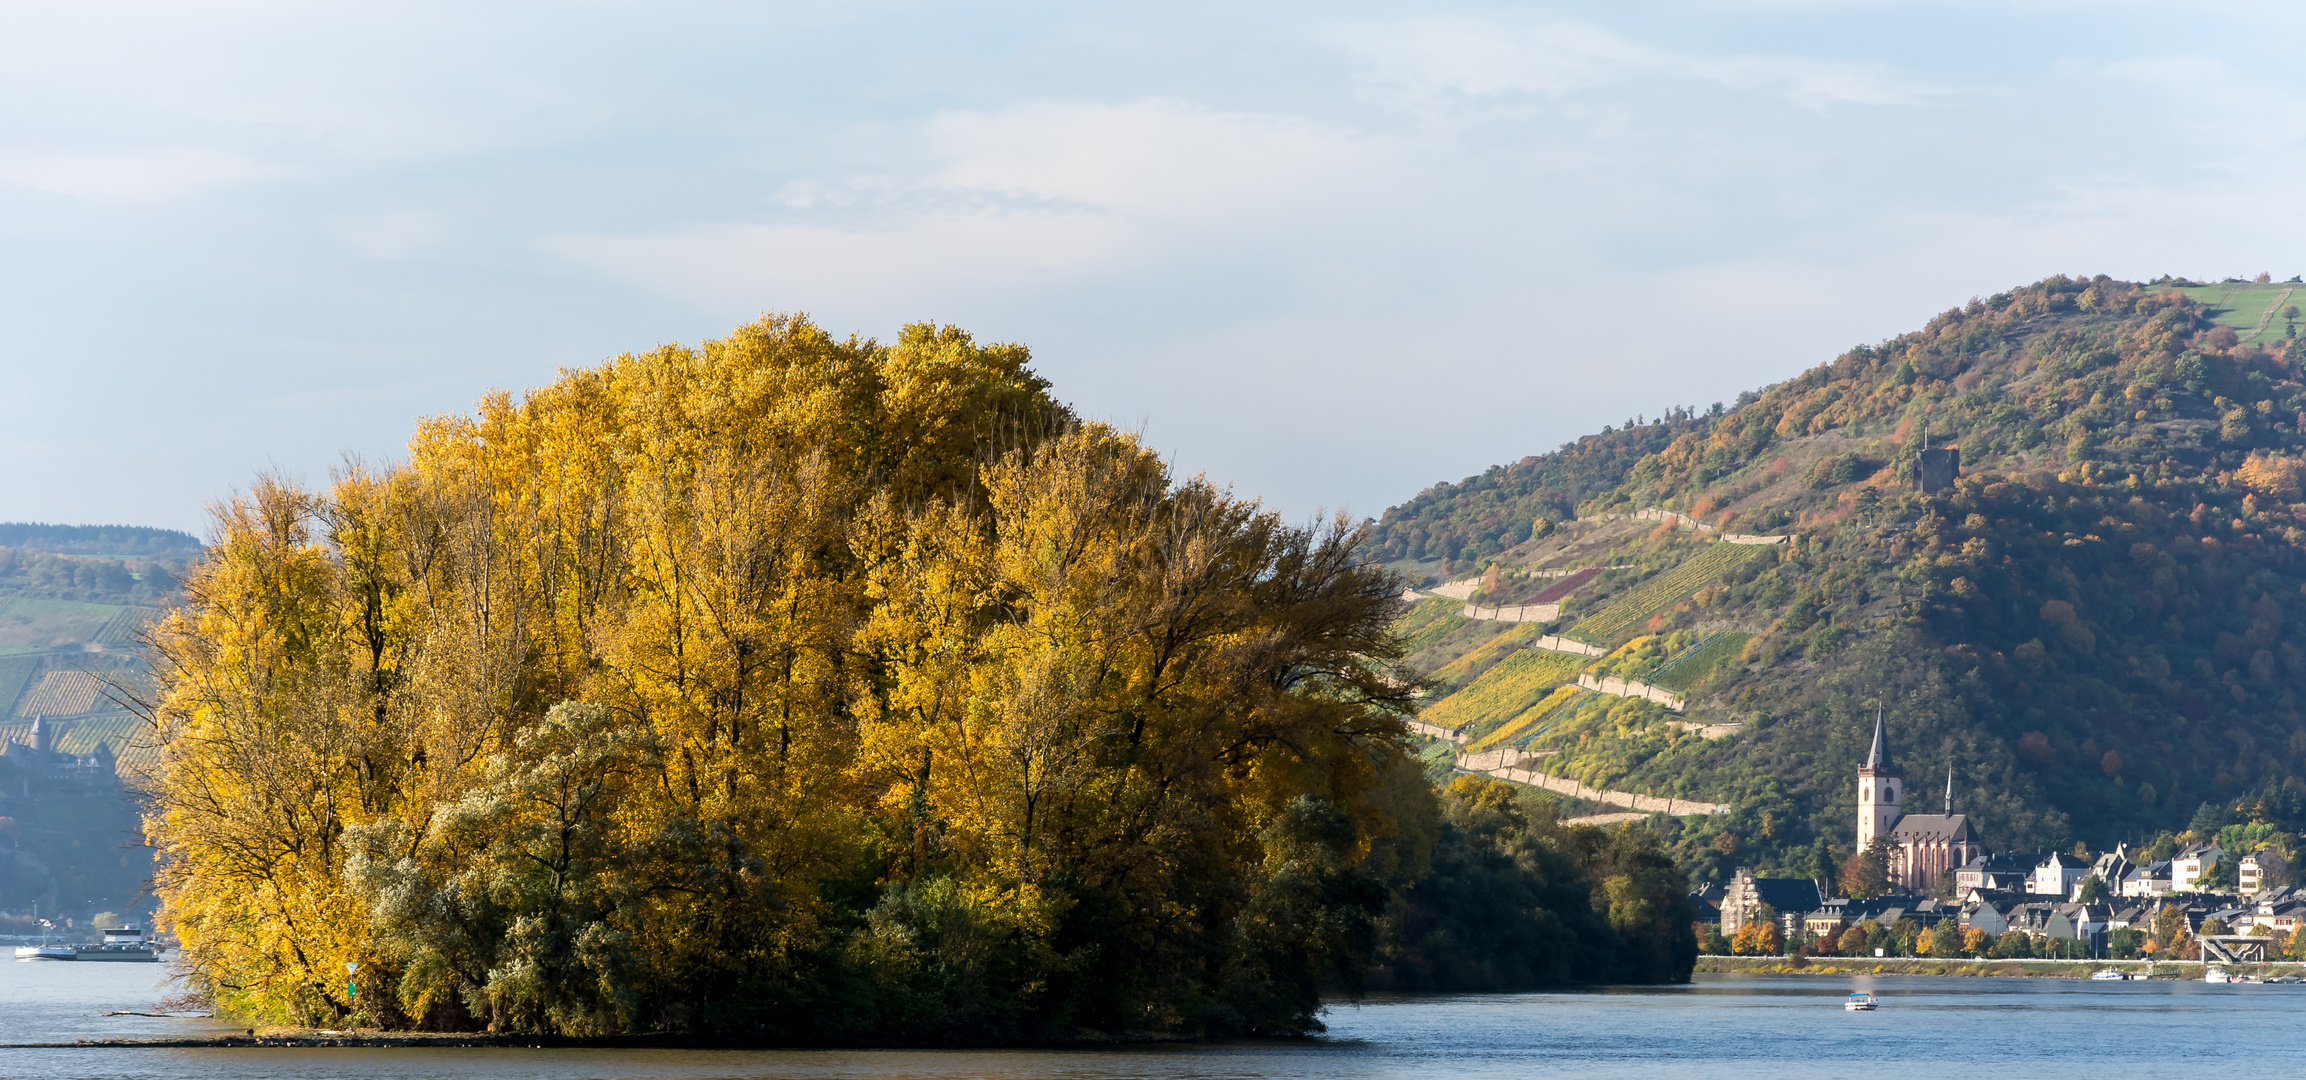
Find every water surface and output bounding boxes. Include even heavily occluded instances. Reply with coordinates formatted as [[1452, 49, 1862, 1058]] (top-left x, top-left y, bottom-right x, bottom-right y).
[[4, 961, 2296, 1079]]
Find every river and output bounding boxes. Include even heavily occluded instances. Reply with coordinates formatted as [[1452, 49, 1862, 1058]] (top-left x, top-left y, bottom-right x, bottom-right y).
[[4, 959, 2297, 1079]]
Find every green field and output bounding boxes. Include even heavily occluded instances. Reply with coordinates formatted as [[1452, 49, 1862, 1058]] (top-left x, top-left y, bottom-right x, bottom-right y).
[[0, 597, 126, 654], [0, 654, 40, 713], [2161, 282, 2302, 344]]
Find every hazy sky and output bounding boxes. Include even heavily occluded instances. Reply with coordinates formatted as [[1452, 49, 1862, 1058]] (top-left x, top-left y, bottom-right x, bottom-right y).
[[4, 2, 2304, 534]]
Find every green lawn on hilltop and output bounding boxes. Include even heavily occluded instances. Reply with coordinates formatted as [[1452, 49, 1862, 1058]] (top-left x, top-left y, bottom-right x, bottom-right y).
[[0, 597, 125, 654], [2158, 281, 2302, 344]]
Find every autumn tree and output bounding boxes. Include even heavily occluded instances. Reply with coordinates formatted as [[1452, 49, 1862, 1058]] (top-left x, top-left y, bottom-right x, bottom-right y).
[[139, 316, 1431, 1038]]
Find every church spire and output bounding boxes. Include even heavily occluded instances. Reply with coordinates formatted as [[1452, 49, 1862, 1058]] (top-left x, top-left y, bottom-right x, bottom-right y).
[[1945, 762, 1954, 815], [1865, 709, 1888, 770]]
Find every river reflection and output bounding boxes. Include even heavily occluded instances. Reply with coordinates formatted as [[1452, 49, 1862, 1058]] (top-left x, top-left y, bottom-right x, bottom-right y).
[[5, 963, 2299, 1080]]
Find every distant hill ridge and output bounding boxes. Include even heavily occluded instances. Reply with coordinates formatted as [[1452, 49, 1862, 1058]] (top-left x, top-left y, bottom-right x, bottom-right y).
[[1380, 274, 2306, 892], [0, 522, 201, 556]]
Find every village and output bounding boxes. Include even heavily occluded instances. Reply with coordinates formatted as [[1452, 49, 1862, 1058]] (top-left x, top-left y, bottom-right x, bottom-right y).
[[1695, 715, 2306, 973]]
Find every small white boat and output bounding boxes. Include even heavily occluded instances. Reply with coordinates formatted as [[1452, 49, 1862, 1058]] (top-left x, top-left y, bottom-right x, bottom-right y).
[[13, 945, 76, 961], [1844, 992, 1878, 1011], [2205, 966, 2231, 983], [2090, 969, 2129, 981]]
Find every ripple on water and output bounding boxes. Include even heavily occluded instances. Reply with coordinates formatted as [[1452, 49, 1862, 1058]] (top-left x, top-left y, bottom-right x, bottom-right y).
[[4, 971, 2299, 1080]]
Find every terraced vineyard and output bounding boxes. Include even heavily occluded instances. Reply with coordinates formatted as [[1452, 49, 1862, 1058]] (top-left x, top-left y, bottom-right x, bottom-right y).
[[1528, 566, 1599, 603], [1419, 648, 1588, 738], [16, 670, 103, 716], [1651, 631, 1753, 692], [59, 713, 148, 769], [1428, 622, 1548, 688], [1466, 684, 1583, 751], [93, 605, 162, 645], [1568, 543, 1766, 644], [1395, 596, 1471, 656]]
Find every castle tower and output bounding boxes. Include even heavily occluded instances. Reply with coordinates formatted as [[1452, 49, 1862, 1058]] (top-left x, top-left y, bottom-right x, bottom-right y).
[[26, 714, 49, 754], [1857, 710, 1901, 850]]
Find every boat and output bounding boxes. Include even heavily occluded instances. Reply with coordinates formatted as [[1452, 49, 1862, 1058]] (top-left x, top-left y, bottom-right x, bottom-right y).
[[1844, 992, 1878, 1011], [2231, 973, 2264, 984], [2089, 969, 2129, 981], [2205, 966, 2231, 983], [71, 928, 161, 963], [10, 928, 161, 963], [2272, 975, 2301, 984]]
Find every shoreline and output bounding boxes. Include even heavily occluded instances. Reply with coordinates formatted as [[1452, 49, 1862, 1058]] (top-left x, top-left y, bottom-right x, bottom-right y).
[[0, 1028, 1208, 1051], [1697, 955, 2306, 979]]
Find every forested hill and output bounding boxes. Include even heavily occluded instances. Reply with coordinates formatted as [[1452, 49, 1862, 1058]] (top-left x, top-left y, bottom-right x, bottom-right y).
[[0, 523, 200, 558], [1378, 274, 2306, 888]]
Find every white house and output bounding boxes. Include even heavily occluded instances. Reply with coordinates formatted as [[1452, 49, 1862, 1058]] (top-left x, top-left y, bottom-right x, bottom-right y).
[[2032, 852, 2090, 898], [2240, 852, 2288, 898], [2173, 845, 2224, 892], [2119, 861, 2172, 897]]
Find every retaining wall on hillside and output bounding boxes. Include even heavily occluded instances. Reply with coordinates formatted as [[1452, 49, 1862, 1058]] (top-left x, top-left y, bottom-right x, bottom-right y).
[[1461, 600, 1560, 623], [1576, 671, 1686, 711], [1595, 507, 1788, 545], [1430, 578, 1482, 600], [1532, 635, 1606, 657], [1460, 754, 1729, 816], [1404, 719, 1464, 743]]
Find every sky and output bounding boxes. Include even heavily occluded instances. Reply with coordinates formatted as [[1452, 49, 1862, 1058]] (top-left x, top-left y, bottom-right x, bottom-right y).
[[3, 1, 2305, 535]]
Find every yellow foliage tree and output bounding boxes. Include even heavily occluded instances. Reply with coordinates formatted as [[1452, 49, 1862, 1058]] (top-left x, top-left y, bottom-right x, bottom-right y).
[[140, 316, 1417, 1038]]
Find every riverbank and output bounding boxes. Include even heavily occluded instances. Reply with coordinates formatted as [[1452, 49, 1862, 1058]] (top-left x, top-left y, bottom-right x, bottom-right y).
[[1697, 955, 2306, 979], [0, 1026, 1203, 1051]]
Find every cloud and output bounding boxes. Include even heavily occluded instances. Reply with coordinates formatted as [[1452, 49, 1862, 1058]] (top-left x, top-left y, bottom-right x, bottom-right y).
[[1692, 55, 1927, 108], [546, 100, 1387, 314], [0, 147, 272, 202], [1325, 19, 1657, 100], [543, 213, 1139, 318], [1328, 17, 1927, 110]]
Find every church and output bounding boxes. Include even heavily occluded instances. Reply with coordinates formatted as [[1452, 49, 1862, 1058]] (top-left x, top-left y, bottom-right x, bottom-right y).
[[0, 713, 120, 798], [1857, 713, 1987, 894]]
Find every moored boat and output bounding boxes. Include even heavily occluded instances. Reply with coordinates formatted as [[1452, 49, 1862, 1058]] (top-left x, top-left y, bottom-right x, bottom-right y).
[[2205, 966, 2231, 983], [2089, 969, 2129, 980], [73, 928, 161, 962], [13, 945, 77, 961]]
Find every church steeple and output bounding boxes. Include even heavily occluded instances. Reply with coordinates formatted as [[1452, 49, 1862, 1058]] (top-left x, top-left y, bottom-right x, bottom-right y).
[[1857, 710, 1901, 851], [1944, 762, 1954, 815]]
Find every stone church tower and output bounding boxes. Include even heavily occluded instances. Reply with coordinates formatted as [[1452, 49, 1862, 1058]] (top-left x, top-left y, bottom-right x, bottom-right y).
[[1856, 711, 1900, 850]]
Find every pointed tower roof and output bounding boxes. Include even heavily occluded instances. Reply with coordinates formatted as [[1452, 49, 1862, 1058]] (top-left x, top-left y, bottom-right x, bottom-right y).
[[1864, 709, 1890, 771], [1944, 762, 1954, 815]]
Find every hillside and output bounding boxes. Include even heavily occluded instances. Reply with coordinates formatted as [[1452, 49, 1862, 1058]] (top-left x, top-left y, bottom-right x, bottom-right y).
[[0, 522, 190, 919], [1378, 274, 2306, 889]]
